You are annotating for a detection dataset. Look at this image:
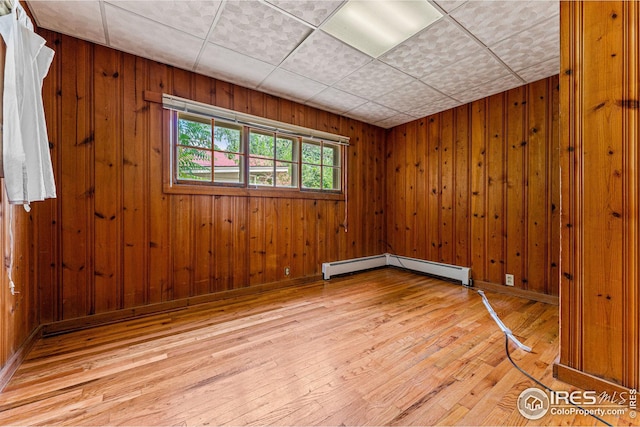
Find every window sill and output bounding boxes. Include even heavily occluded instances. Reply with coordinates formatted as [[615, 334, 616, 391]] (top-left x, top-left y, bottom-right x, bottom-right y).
[[163, 181, 345, 201]]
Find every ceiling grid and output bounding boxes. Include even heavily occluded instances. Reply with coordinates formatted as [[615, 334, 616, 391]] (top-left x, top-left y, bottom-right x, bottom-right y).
[[28, 0, 559, 128]]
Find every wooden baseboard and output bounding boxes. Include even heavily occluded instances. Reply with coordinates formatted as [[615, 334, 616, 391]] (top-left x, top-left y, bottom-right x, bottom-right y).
[[42, 275, 322, 337], [473, 280, 559, 305], [554, 362, 631, 395], [0, 325, 42, 393]]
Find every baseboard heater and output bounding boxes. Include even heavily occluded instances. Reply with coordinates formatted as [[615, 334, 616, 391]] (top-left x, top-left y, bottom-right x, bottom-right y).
[[322, 253, 472, 287]]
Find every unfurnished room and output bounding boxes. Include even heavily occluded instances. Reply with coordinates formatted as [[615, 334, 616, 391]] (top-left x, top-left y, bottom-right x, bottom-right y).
[[0, 0, 638, 425]]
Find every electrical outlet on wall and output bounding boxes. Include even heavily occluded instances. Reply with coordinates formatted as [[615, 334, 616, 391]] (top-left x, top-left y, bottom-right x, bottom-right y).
[[505, 274, 515, 286], [284, 267, 290, 276]]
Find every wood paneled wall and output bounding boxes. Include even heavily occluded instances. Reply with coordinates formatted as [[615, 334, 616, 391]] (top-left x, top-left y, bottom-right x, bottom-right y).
[[34, 31, 385, 324], [0, 191, 39, 383], [558, 0, 639, 391], [385, 77, 560, 296]]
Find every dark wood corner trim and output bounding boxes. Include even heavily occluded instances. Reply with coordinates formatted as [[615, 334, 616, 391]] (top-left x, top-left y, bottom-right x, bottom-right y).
[[41, 275, 322, 337], [554, 362, 631, 396], [0, 326, 43, 393], [473, 280, 559, 305]]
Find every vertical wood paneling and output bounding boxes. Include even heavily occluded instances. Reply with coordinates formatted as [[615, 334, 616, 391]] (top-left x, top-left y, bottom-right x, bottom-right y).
[[193, 196, 212, 296], [122, 55, 149, 309], [37, 30, 60, 324], [427, 117, 440, 261], [147, 62, 171, 304], [527, 80, 550, 293], [454, 106, 470, 267], [470, 99, 487, 281], [171, 195, 192, 300], [7, 26, 386, 375], [414, 120, 428, 260], [486, 94, 505, 284], [440, 110, 454, 264], [59, 36, 92, 318], [386, 77, 560, 297], [93, 45, 123, 313], [559, 0, 639, 390], [404, 122, 417, 258], [505, 87, 526, 288], [33, 31, 374, 323], [249, 198, 265, 286]]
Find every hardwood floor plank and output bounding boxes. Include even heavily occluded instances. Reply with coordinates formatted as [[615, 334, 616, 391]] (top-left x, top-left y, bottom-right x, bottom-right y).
[[0, 269, 631, 426]]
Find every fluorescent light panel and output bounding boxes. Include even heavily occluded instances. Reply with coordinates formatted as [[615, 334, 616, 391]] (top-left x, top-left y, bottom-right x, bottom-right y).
[[322, 0, 442, 58]]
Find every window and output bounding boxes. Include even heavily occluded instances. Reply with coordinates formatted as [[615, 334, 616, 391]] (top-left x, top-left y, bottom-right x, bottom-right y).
[[301, 140, 341, 191], [248, 130, 298, 188], [174, 111, 343, 194]]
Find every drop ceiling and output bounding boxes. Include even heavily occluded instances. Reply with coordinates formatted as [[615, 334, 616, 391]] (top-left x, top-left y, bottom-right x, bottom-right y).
[[27, 0, 559, 129]]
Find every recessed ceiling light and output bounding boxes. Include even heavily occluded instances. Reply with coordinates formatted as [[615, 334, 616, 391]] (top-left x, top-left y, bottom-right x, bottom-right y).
[[322, 0, 442, 58]]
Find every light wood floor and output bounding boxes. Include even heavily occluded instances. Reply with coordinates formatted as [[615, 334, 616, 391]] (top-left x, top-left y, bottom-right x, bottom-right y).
[[0, 269, 634, 426]]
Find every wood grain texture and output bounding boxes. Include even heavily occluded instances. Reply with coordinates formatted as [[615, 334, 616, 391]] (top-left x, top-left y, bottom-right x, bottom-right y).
[[34, 31, 386, 324], [385, 77, 560, 296], [559, 0, 639, 390], [0, 188, 40, 389], [0, 269, 634, 426]]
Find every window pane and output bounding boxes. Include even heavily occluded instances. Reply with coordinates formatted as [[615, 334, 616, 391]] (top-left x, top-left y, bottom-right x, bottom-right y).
[[323, 144, 340, 167], [276, 137, 295, 161], [302, 164, 321, 189], [178, 117, 211, 149], [323, 166, 341, 190], [250, 131, 275, 159], [213, 152, 243, 184], [302, 142, 321, 165], [214, 123, 242, 153], [249, 158, 274, 186], [178, 147, 211, 181], [276, 161, 297, 188]]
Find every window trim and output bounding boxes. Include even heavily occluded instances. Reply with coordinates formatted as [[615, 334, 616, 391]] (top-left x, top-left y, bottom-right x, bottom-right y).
[[161, 97, 348, 201]]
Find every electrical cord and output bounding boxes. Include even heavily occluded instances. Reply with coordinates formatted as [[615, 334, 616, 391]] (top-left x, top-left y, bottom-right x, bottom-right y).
[[379, 240, 613, 425], [504, 335, 612, 426]]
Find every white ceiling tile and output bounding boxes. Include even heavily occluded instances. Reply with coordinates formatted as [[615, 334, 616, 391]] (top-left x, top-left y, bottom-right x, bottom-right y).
[[266, 0, 343, 26], [376, 114, 415, 129], [27, 0, 563, 127], [433, 0, 467, 13], [196, 43, 275, 89], [281, 31, 371, 85], [105, 0, 222, 39], [209, 1, 312, 66], [106, 5, 202, 71], [406, 97, 461, 118], [491, 15, 559, 72], [450, 0, 558, 46], [517, 56, 560, 83], [375, 80, 444, 112], [380, 18, 482, 78], [307, 87, 367, 114], [334, 61, 414, 99], [451, 74, 523, 104], [421, 50, 511, 96], [260, 69, 327, 103], [345, 102, 398, 123], [29, 0, 106, 45]]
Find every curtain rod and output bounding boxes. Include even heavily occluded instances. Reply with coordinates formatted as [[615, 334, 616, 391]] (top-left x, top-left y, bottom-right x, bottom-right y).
[[162, 94, 351, 146]]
